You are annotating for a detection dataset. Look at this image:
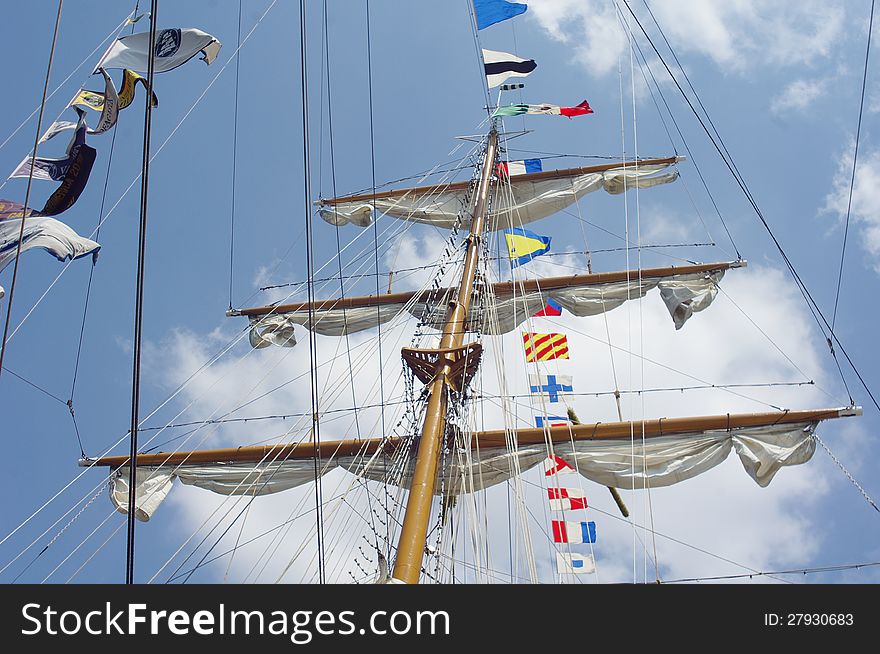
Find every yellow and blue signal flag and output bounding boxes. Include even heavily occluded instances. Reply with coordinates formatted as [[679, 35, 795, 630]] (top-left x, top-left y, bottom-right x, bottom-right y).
[[503, 226, 551, 268]]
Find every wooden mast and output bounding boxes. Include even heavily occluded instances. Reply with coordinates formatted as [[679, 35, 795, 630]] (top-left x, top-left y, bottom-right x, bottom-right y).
[[391, 128, 499, 584]]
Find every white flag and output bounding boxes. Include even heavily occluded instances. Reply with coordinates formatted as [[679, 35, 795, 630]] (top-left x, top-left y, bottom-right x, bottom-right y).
[[96, 28, 221, 74], [482, 48, 536, 88], [39, 120, 78, 144], [0, 217, 100, 272], [556, 552, 596, 574]]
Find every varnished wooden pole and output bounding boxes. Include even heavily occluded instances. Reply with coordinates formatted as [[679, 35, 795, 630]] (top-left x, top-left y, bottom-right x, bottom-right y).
[[85, 407, 860, 469], [391, 129, 499, 584], [232, 261, 743, 318]]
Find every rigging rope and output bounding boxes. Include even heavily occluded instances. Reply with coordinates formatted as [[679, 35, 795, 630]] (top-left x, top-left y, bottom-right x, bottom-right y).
[[9, 486, 102, 583], [831, 0, 875, 335], [227, 0, 243, 310], [322, 0, 380, 557], [256, 242, 716, 292], [5, 368, 67, 406], [0, 11, 130, 157], [622, 0, 875, 412], [0, 0, 64, 380], [813, 433, 880, 514], [662, 561, 880, 584], [298, 0, 325, 584], [623, 16, 730, 258], [619, 2, 661, 582], [364, 0, 391, 561], [125, 0, 159, 586], [67, 0, 143, 456]]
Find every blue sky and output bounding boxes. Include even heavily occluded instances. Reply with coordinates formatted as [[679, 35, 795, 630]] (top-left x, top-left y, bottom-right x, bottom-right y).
[[0, 0, 878, 584]]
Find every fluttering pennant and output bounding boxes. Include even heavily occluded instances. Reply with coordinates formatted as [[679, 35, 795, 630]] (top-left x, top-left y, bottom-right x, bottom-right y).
[[544, 456, 575, 477], [504, 226, 550, 267], [0, 200, 39, 221], [548, 487, 588, 511], [529, 373, 573, 403], [69, 89, 106, 112], [523, 332, 570, 362], [118, 69, 158, 109], [493, 100, 594, 118], [9, 110, 87, 182], [96, 28, 222, 73], [532, 297, 562, 318], [0, 216, 100, 272], [556, 552, 596, 574], [125, 11, 150, 25], [497, 158, 542, 176], [39, 141, 97, 216], [551, 520, 597, 544], [70, 69, 157, 114], [535, 415, 569, 428], [38, 120, 79, 144], [544, 455, 575, 476], [482, 48, 536, 88], [473, 0, 528, 30], [86, 68, 119, 135]]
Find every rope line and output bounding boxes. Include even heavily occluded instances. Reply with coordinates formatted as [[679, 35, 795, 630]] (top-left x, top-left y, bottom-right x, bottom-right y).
[[125, 0, 158, 585], [663, 561, 880, 584], [831, 0, 875, 333], [0, 0, 64, 379], [227, 0, 243, 310], [623, 0, 873, 411]]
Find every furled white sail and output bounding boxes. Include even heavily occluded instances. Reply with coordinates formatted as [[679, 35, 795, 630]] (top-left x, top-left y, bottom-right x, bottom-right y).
[[318, 163, 679, 229], [110, 459, 333, 522], [246, 270, 724, 348], [554, 422, 817, 489], [108, 420, 816, 521]]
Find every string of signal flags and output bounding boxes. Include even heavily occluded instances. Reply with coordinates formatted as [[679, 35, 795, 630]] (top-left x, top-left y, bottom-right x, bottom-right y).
[[474, 0, 594, 119], [507, 212, 598, 575]]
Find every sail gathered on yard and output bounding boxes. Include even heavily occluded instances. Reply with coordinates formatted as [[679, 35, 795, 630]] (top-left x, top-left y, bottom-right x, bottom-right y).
[[242, 262, 736, 349], [317, 159, 681, 229], [99, 409, 855, 521]]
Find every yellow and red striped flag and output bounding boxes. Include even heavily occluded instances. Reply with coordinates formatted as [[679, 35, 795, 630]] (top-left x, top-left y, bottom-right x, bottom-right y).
[[522, 332, 570, 362]]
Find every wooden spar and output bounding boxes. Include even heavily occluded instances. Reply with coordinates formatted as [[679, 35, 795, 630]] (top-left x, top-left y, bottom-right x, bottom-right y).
[[472, 407, 861, 448], [85, 437, 397, 469], [84, 406, 860, 469], [230, 261, 745, 319], [316, 156, 681, 207], [391, 129, 500, 584]]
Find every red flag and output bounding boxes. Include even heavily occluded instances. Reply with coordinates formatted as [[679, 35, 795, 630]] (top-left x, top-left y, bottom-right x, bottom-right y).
[[560, 100, 593, 117], [544, 456, 574, 476], [548, 487, 588, 511]]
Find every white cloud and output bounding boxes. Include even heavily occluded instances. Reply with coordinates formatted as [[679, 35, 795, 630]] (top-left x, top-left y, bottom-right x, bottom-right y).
[[527, 0, 845, 77], [771, 78, 829, 115], [134, 260, 862, 584], [824, 145, 880, 273]]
